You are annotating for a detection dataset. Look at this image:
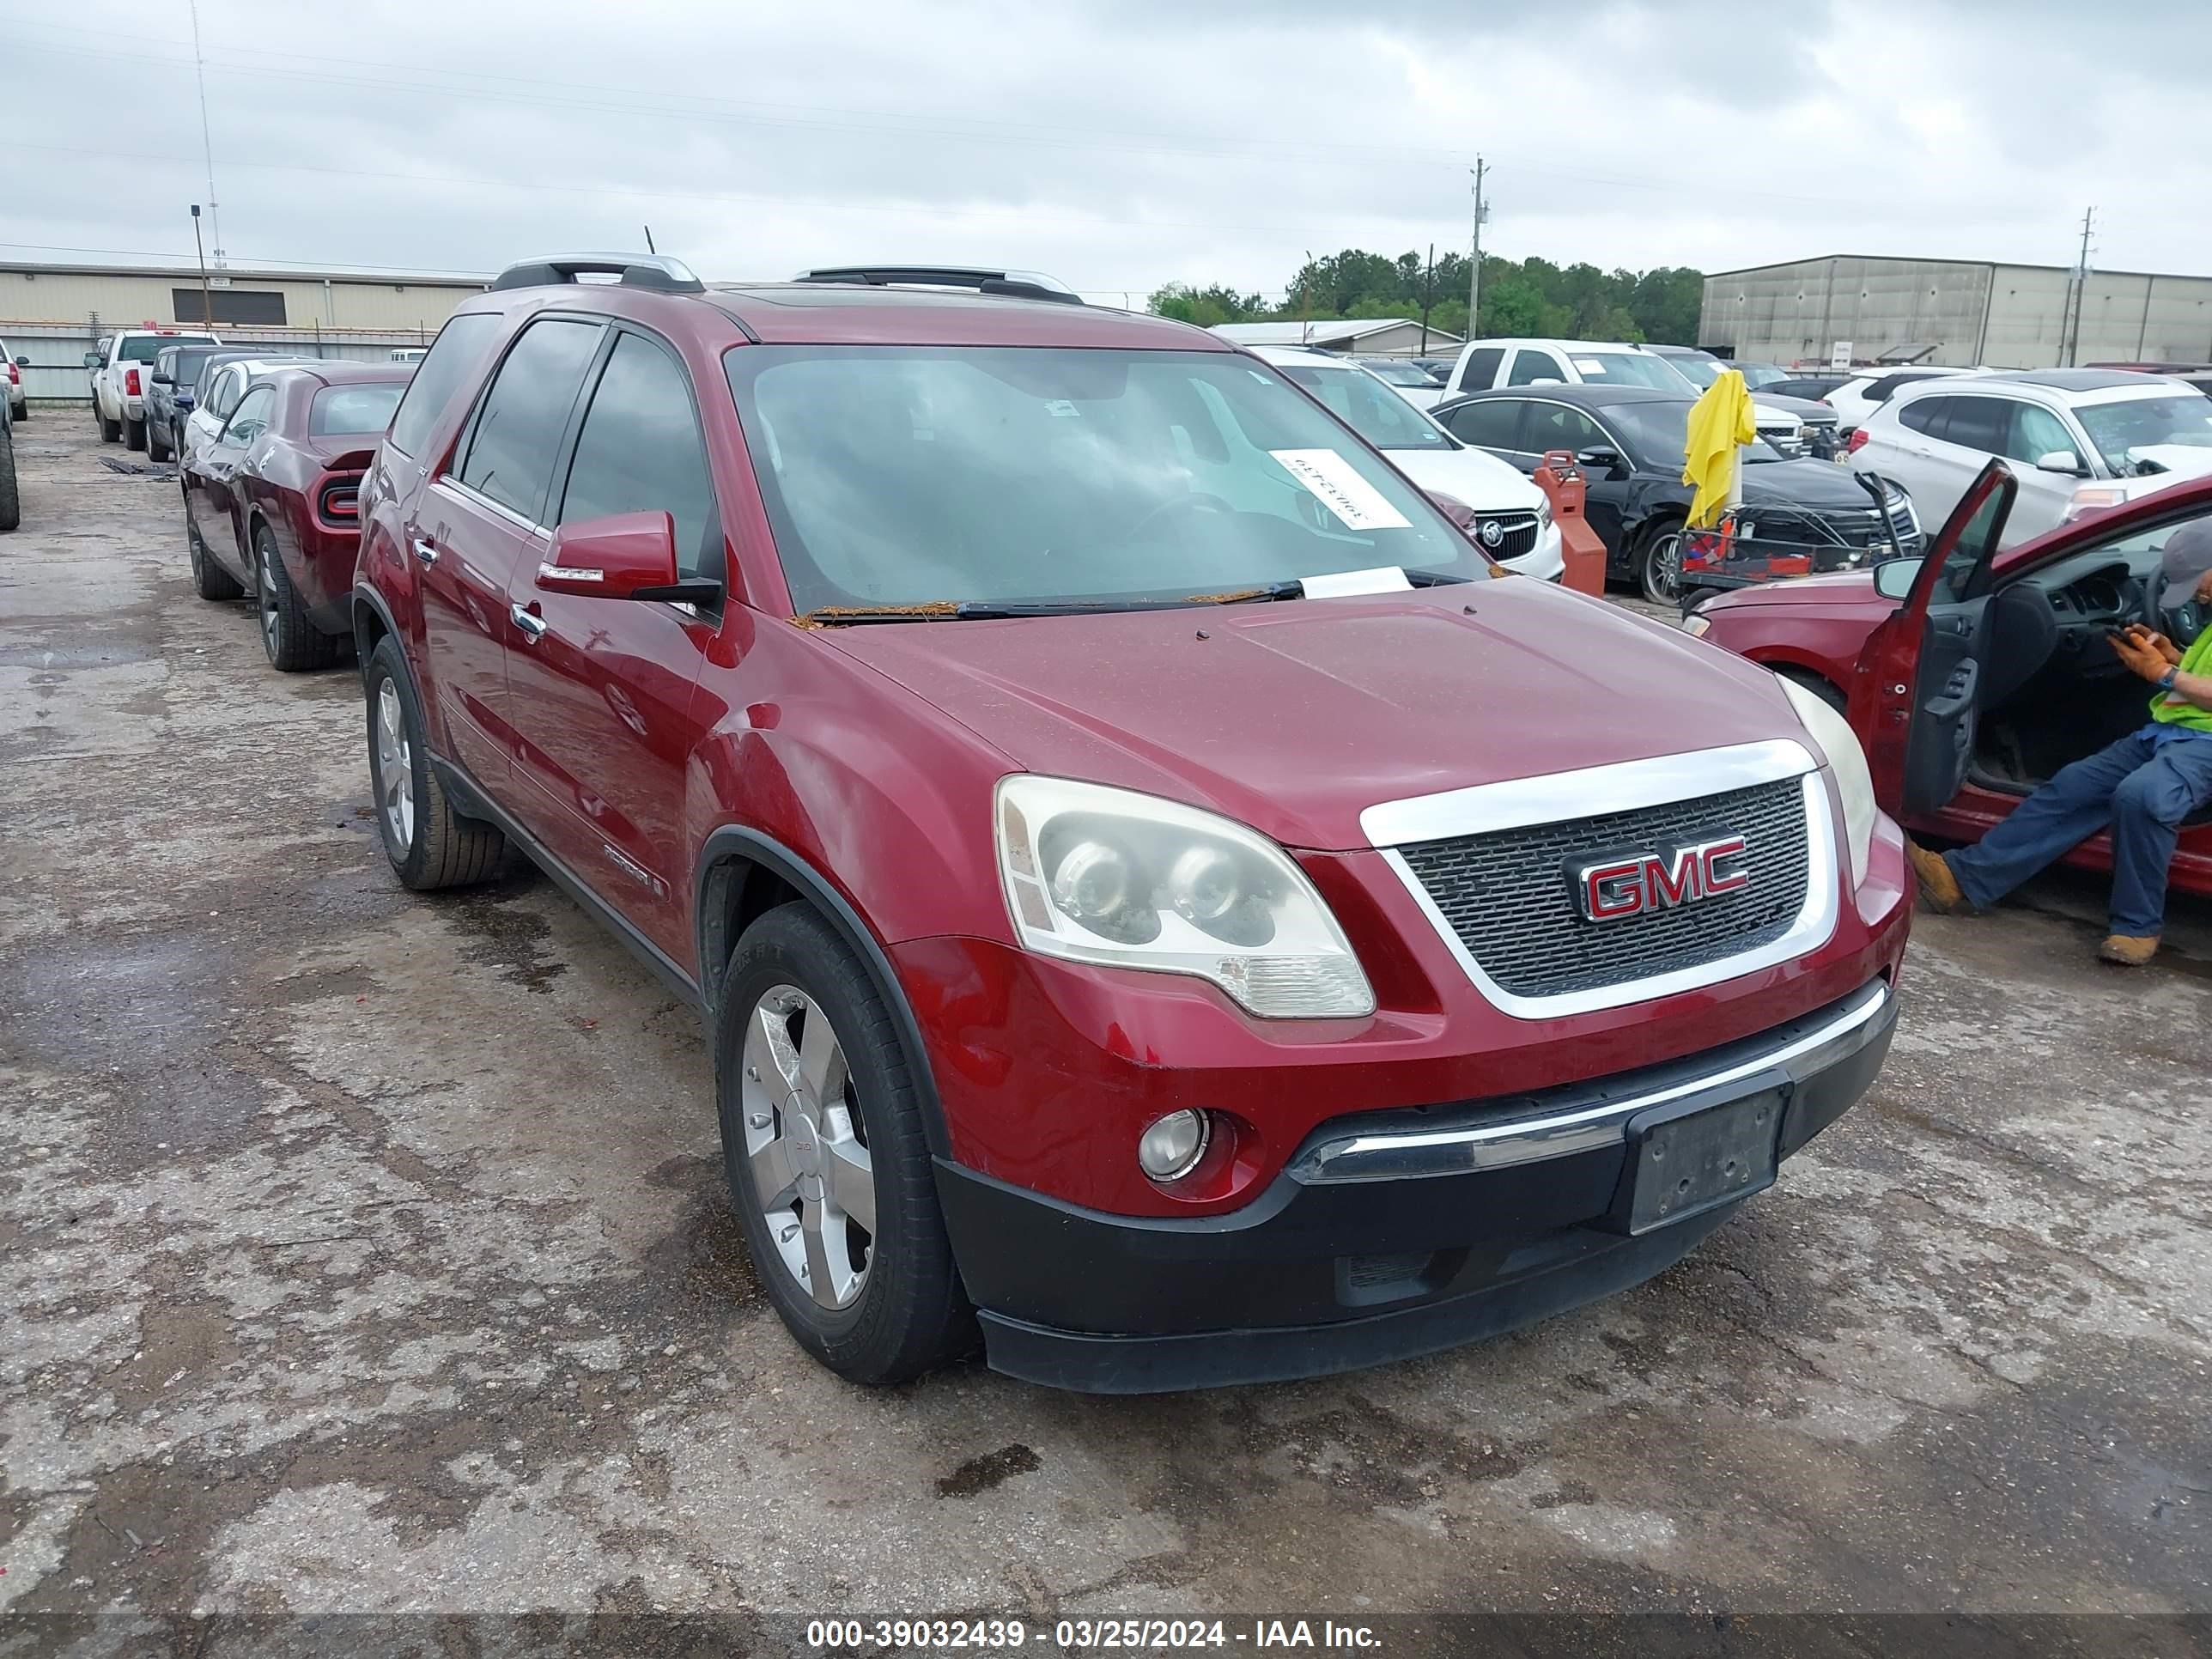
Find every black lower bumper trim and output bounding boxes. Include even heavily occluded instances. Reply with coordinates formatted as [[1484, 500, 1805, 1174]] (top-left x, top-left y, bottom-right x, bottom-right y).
[[936, 980, 1895, 1393]]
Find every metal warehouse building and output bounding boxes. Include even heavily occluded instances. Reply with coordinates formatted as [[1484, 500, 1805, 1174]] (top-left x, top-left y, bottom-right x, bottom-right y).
[[0, 261, 486, 403], [1698, 254, 2212, 372]]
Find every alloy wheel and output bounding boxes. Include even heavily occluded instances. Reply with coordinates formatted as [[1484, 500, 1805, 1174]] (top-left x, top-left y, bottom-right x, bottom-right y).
[[739, 984, 876, 1310], [374, 679, 416, 850], [257, 541, 282, 659], [1643, 529, 1683, 605]]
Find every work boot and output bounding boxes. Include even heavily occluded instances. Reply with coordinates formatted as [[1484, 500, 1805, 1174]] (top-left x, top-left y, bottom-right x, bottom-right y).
[[2098, 934, 2160, 966], [1905, 839, 1971, 915]]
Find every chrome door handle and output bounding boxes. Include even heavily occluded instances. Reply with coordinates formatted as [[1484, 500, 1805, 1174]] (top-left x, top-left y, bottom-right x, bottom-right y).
[[510, 605, 549, 642], [411, 537, 439, 565]]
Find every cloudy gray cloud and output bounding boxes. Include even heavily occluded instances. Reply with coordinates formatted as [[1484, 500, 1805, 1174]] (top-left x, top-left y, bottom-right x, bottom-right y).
[[3, 0, 2208, 306]]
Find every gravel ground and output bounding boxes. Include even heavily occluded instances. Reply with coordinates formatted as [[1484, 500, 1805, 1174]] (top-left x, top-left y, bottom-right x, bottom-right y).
[[3, 421, 2209, 1647]]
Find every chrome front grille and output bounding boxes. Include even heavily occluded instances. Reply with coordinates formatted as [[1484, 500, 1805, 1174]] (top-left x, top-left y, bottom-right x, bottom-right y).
[[1393, 779, 1814, 1000], [1468, 513, 1539, 559]]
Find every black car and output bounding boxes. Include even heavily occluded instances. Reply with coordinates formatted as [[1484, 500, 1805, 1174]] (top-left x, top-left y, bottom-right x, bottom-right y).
[[1431, 384, 1920, 604], [1764, 374, 1850, 402], [148, 344, 257, 464]]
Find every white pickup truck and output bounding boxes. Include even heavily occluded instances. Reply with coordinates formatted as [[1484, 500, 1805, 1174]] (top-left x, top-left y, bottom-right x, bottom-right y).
[[85, 329, 221, 452]]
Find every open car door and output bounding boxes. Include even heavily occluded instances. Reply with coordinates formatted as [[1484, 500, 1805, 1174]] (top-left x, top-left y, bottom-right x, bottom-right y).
[[1847, 459, 2018, 819]]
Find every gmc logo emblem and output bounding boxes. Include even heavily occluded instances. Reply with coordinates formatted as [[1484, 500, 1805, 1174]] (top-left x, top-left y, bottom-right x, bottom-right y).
[[1573, 835, 1749, 921]]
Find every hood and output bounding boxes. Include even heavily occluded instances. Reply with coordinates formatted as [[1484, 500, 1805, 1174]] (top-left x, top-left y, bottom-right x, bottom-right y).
[[1756, 392, 1838, 422], [2123, 445, 2212, 483], [1739, 459, 1889, 510], [1382, 446, 1545, 514], [1698, 567, 1880, 610], [1751, 401, 1802, 429], [819, 582, 1805, 852]]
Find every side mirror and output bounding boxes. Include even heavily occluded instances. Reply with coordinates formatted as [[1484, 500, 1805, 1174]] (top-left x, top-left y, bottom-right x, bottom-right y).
[[152, 373, 173, 386], [1873, 557, 1923, 600], [13, 356, 27, 368], [1529, 377, 1565, 386], [2035, 449, 2088, 477], [1576, 446, 1626, 476], [537, 511, 720, 605], [83, 350, 103, 369]]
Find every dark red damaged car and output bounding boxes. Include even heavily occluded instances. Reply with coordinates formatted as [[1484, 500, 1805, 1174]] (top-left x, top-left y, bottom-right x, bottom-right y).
[[183, 361, 412, 670], [352, 256, 1911, 1394]]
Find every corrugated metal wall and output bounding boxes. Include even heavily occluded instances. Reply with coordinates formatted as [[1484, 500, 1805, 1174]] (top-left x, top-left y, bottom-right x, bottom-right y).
[[1701, 257, 2212, 371]]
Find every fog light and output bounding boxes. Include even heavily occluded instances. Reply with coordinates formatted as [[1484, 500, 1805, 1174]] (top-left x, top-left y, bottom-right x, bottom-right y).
[[1137, 1109, 1211, 1182]]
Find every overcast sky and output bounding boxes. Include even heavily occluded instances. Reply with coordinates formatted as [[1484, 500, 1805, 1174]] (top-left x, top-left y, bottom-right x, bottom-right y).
[[6, 1, 2209, 300]]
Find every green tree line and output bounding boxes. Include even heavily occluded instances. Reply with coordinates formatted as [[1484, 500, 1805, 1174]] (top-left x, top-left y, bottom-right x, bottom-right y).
[[1150, 249, 1704, 347]]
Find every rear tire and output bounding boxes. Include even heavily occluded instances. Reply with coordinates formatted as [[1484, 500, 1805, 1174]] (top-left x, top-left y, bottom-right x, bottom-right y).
[[1638, 518, 1686, 606], [717, 903, 975, 1386], [0, 427, 20, 534], [12, 399, 28, 423], [364, 636, 505, 890], [253, 522, 342, 672], [186, 498, 245, 600], [125, 416, 146, 453], [98, 403, 119, 444]]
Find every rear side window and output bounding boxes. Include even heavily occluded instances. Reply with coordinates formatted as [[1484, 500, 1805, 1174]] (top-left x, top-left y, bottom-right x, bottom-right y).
[[1936, 396, 2011, 454], [1898, 397, 1948, 437], [1440, 398, 1523, 451], [1458, 346, 1504, 392], [1524, 402, 1606, 455], [311, 384, 407, 436], [210, 368, 245, 419], [456, 319, 604, 520], [558, 331, 721, 580], [386, 312, 501, 459]]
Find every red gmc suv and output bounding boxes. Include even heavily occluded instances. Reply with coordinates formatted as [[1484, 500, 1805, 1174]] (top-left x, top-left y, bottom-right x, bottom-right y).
[[352, 256, 1911, 1393]]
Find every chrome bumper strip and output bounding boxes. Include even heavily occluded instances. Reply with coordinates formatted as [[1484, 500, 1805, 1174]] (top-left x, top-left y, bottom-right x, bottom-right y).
[[1288, 980, 1893, 1185]]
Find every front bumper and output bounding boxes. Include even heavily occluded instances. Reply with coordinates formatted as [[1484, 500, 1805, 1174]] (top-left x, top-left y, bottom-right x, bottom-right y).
[[938, 978, 1896, 1393]]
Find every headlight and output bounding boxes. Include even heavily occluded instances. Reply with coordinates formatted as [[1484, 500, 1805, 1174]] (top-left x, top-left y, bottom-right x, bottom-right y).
[[1778, 678, 1875, 887], [995, 775, 1376, 1018], [1531, 496, 1553, 531]]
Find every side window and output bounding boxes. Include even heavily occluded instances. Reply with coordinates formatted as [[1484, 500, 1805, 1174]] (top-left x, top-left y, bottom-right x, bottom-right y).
[[1458, 346, 1504, 392], [1898, 396, 1947, 437], [2007, 403, 2075, 465], [210, 369, 243, 419], [558, 331, 721, 581], [1506, 350, 1561, 386], [223, 385, 275, 445], [1938, 396, 2010, 455], [387, 312, 502, 459], [1524, 402, 1604, 453], [456, 319, 604, 521], [1440, 398, 1525, 452]]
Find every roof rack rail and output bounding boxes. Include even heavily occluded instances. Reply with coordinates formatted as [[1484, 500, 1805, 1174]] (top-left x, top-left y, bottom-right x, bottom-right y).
[[791, 265, 1084, 306], [489, 252, 705, 294]]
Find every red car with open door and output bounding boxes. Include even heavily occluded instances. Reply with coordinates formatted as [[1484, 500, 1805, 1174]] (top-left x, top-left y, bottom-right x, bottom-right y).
[[180, 361, 413, 671], [1691, 462, 2212, 898]]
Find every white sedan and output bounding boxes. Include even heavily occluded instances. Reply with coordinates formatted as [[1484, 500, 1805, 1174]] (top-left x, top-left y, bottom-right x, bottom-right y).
[[1250, 345, 1564, 579]]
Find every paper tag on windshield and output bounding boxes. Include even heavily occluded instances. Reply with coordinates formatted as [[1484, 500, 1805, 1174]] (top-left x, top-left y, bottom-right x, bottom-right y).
[[1302, 566, 1414, 599], [1044, 399, 1080, 417], [1573, 358, 1606, 374], [1268, 449, 1411, 532]]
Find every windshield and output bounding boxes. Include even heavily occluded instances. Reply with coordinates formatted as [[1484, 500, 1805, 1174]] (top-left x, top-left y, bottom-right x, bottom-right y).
[[1578, 351, 1695, 392], [726, 346, 1480, 612], [171, 348, 217, 386], [1604, 400, 1785, 471], [2075, 394, 2212, 475], [1663, 355, 1722, 389], [1735, 363, 1787, 389], [1278, 364, 1451, 451], [311, 383, 407, 435], [1355, 360, 1438, 387]]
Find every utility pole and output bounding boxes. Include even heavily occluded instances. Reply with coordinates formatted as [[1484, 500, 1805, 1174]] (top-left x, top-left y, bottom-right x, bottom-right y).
[[2064, 205, 2097, 367], [190, 205, 212, 329], [1419, 242, 1436, 354], [187, 0, 224, 268], [1467, 157, 1487, 340]]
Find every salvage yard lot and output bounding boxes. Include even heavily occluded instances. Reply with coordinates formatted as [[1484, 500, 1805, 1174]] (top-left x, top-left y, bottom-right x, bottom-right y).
[[3, 423, 2209, 1623]]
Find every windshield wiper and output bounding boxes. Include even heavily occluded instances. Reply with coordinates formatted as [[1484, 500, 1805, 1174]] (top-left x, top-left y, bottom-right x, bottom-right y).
[[800, 568, 1469, 625], [952, 599, 1195, 619]]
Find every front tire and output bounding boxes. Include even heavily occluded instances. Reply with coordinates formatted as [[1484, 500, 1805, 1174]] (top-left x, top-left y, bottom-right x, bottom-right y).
[[717, 903, 974, 1386], [364, 636, 505, 890], [1775, 665, 1846, 714], [0, 428, 19, 534], [1638, 518, 1685, 605], [253, 522, 342, 672], [147, 419, 173, 463]]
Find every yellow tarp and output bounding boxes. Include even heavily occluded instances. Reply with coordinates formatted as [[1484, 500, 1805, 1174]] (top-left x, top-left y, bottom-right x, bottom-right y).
[[1681, 368, 1756, 530]]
